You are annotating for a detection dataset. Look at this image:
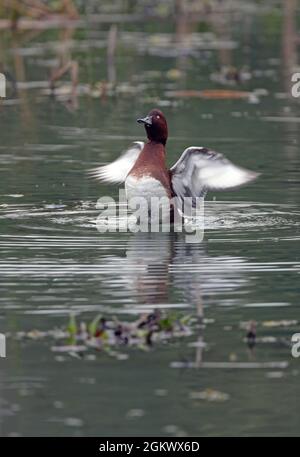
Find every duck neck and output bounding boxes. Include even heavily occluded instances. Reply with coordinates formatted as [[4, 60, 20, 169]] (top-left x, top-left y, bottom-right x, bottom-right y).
[[129, 140, 168, 180], [144, 141, 166, 161], [147, 138, 167, 146]]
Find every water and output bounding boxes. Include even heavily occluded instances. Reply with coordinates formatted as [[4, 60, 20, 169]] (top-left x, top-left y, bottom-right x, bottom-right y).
[[0, 3, 300, 436]]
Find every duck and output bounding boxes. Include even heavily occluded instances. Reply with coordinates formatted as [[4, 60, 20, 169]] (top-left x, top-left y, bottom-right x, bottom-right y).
[[90, 109, 259, 220]]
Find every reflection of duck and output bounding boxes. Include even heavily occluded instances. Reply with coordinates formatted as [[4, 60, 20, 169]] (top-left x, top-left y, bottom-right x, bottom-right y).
[[106, 233, 252, 366], [90, 109, 258, 221], [98, 231, 252, 364], [100, 231, 250, 309], [123, 232, 172, 304]]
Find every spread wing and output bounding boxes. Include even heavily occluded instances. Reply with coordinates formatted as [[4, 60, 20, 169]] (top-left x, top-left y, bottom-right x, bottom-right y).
[[88, 141, 144, 183], [171, 147, 259, 200]]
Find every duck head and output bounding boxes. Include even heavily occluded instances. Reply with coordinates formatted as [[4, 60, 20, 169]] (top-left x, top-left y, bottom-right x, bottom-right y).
[[137, 109, 168, 145]]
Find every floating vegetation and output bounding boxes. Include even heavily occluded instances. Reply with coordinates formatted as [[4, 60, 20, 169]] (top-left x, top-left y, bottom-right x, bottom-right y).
[[189, 388, 230, 402], [11, 311, 194, 359], [171, 361, 289, 370], [241, 319, 294, 348], [262, 320, 298, 328], [240, 319, 299, 330], [210, 66, 252, 86], [165, 89, 261, 103]]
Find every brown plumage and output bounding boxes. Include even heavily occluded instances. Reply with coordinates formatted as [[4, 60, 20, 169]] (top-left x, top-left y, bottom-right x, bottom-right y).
[[129, 141, 173, 199]]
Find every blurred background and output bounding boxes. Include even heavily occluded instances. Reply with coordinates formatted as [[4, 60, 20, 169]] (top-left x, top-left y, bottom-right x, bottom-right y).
[[0, 0, 300, 437]]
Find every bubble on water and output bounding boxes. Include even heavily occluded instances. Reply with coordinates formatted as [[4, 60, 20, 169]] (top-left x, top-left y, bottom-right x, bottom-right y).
[[265, 372, 285, 379], [64, 417, 83, 427], [126, 409, 145, 419], [163, 425, 179, 434], [53, 401, 64, 409], [154, 388, 168, 397]]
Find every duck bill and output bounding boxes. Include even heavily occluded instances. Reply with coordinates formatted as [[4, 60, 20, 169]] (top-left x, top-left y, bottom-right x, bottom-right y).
[[137, 115, 152, 126]]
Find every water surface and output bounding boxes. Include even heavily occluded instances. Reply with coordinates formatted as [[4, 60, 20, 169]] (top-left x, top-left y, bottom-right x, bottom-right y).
[[0, 3, 300, 436]]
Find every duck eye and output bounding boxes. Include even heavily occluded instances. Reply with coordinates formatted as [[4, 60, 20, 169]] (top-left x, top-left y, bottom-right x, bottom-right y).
[[156, 115, 160, 119]]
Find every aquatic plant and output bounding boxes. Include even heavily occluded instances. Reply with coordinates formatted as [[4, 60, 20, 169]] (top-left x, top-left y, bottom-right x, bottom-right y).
[[11, 311, 195, 360]]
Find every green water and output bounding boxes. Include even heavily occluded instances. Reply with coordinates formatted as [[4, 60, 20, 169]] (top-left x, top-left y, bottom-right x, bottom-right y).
[[0, 4, 300, 436]]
